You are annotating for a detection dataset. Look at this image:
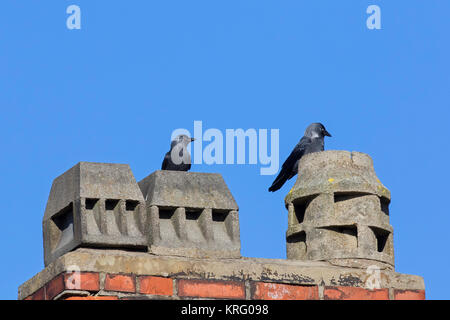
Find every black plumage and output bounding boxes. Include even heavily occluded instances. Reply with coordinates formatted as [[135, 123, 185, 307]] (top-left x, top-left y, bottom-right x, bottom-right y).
[[161, 135, 195, 171], [268, 123, 331, 192]]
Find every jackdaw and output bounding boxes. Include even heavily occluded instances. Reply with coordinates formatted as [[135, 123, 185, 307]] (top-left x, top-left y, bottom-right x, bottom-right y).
[[268, 123, 331, 192], [161, 134, 195, 171]]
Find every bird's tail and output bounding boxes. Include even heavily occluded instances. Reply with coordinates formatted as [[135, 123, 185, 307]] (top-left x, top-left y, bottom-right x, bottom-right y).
[[268, 169, 289, 192]]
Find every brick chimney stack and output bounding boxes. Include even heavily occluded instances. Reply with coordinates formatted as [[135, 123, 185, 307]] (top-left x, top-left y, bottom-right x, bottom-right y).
[[19, 154, 425, 300]]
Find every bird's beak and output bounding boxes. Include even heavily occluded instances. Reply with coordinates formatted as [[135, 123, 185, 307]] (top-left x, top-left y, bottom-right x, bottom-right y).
[[191, 138, 196, 142], [324, 130, 332, 137]]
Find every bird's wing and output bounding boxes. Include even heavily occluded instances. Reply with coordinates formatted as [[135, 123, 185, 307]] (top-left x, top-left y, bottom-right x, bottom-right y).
[[161, 152, 170, 170], [282, 136, 310, 173], [268, 137, 310, 192]]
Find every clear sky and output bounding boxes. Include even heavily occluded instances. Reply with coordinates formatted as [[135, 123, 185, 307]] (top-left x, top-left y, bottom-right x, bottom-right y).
[[1, 1, 449, 300]]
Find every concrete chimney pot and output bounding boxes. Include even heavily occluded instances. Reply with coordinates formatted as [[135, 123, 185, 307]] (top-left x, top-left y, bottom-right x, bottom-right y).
[[42, 162, 147, 266], [138, 170, 241, 259], [284, 150, 394, 269]]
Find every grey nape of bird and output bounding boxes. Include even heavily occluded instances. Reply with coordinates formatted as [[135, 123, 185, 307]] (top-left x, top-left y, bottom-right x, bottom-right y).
[[161, 134, 196, 171], [268, 123, 332, 192]]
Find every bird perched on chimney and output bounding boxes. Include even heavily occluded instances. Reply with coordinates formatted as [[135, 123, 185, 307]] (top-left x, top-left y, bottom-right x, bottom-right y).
[[268, 123, 332, 192], [161, 134, 195, 171]]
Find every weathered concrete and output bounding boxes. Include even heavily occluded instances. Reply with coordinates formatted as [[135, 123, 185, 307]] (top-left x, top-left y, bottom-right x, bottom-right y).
[[138, 171, 241, 258], [43, 162, 147, 266], [285, 151, 395, 269], [139, 170, 239, 210], [18, 248, 424, 300]]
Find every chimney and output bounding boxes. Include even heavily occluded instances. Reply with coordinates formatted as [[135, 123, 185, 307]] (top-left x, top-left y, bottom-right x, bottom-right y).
[[19, 155, 425, 301], [138, 170, 241, 258], [285, 151, 394, 270]]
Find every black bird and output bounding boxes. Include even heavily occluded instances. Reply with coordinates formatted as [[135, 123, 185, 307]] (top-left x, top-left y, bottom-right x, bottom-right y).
[[268, 123, 331, 192], [161, 134, 195, 171]]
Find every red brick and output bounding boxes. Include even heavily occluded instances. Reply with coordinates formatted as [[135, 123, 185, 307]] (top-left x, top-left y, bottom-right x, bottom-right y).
[[104, 274, 136, 293], [64, 272, 100, 291], [25, 287, 45, 300], [139, 276, 173, 296], [46, 274, 65, 300], [252, 282, 318, 300], [394, 289, 425, 300], [324, 286, 389, 300], [65, 296, 119, 300], [177, 279, 245, 299]]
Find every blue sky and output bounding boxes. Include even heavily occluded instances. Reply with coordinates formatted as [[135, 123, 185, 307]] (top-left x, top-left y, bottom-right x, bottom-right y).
[[1, 1, 449, 300]]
